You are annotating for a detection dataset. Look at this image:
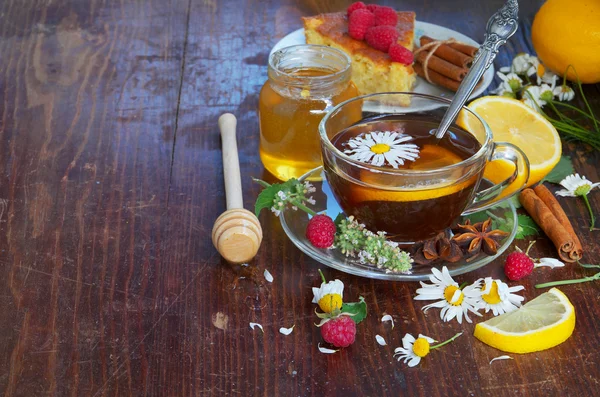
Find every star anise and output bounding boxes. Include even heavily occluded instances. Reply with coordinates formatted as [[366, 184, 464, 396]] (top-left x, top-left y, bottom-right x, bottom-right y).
[[411, 231, 464, 265], [451, 218, 509, 260]]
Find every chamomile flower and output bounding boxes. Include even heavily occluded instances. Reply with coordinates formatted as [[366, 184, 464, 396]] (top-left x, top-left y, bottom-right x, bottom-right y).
[[394, 333, 435, 367], [394, 332, 462, 367], [536, 64, 559, 88], [343, 131, 420, 168], [495, 71, 523, 93], [414, 266, 482, 324], [556, 174, 600, 197], [556, 174, 600, 230], [478, 277, 525, 316], [312, 271, 344, 313], [511, 53, 539, 76], [492, 80, 515, 98], [539, 84, 555, 103], [553, 85, 575, 102], [521, 85, 546, 111]]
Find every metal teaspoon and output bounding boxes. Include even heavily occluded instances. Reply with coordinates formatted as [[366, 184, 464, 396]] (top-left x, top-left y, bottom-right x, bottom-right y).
[[434, 0, 520, 139]]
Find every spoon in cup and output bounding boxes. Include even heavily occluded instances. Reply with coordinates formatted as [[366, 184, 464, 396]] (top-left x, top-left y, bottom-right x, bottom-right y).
[[433, 0, 520, 139]]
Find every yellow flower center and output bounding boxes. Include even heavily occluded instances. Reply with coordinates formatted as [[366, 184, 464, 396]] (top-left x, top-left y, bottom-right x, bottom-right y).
[[413, 338, 431, 358], [574, 184, 591, 196], [318, 293, 342, 313], [537, 63, 545, 77], [443, 285, 464, 306], [482, 281, 502, 304], [370, 143, 390, 154]]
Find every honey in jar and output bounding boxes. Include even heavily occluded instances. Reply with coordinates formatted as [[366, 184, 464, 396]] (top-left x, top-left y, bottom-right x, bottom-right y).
[[259, 45, 359, 181]]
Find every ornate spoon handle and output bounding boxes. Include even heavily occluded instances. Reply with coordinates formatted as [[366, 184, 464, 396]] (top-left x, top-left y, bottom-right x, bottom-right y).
[[435, 0, 519, 139]]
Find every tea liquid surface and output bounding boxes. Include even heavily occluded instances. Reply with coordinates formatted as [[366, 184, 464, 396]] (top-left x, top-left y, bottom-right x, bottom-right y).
[[326, 116, 483, 242]]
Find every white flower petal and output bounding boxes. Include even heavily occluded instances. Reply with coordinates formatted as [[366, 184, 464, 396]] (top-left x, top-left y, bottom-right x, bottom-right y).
[[401, 333, 416, 349], [249, 322, 263, 332], [263, 269, 274, 283], [408, 356, 422, 367], [343, 131, 420, 168], [376, 335, 387, 346], [479, 279, 525, 316], [555, 189, 576, 197], [312, 279, 344, 304], [536, 258, 565, 269], [417, 334, 435, 344], [450, 289, 463, 304], [318, 344, 338, 354], [381, 314, 394, 329], [279, 325, 295, 335], [556, 173, 599, 197], [489, 355, 513, 364], [415, 266, 485, 323], [554, 85, 575, 101]]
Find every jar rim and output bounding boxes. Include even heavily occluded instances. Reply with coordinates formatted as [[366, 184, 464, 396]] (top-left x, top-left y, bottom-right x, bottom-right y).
[[268, 44, 352, 86]]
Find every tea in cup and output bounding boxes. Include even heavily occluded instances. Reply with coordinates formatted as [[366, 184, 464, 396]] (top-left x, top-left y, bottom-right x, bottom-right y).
[[319, 93, 530, 243]]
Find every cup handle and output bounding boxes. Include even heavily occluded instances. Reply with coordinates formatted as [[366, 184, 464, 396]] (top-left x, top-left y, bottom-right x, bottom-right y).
[[462, 142, 530, 215]]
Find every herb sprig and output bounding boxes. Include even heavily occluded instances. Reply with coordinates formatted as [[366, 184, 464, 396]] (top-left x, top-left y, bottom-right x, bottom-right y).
[[536, 261, 600, 289], [541, 66, 600, 151], [253, 178, 413, 273]]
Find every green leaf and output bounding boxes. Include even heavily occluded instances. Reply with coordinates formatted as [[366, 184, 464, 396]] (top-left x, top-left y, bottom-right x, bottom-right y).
[[495, 194, 522, 210], [341, 296, 367, 324], [500, 212, 539, 239], [252, 178, 299, 217], [542, 155, 575, 184], [334, 213, 346, 230], [463, 212, 490, 225], [254, 182, 282, 217]]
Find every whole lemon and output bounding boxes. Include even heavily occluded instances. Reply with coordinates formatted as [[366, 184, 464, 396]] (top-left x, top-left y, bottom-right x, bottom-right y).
[[532, 0, 600, 84]]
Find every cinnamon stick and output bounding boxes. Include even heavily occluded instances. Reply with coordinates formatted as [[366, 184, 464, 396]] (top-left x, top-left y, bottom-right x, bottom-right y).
[[415, 51, 468, 82], [519, 188, 580, 262], [414, 62, 460, 91], [420, 35, 478, 57], [414, 62, 481, 92], [419, 36, 474, 68], [533, 184, 583, 261]]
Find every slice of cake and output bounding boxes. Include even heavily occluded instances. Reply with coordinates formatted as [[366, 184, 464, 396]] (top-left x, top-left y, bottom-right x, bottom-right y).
[[303, 11, 416, 104]]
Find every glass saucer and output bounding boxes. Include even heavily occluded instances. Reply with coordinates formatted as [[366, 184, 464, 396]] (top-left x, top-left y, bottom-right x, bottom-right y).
[[279, 167, 517, 281]]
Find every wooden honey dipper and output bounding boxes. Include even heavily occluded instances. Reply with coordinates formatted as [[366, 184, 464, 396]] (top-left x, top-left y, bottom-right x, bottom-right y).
[[212, 113, 263, 264]]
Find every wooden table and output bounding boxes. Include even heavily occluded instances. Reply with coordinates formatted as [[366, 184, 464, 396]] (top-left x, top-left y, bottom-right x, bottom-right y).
[[1, 0, 599, 396]]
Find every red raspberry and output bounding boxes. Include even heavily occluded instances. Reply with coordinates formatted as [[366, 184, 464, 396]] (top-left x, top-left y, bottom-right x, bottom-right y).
[[504, 252, 534, 281], [373, 6, 398, 26], [348, 9, 375, 40], [306, 214, 336, 248], [365, 25, 399, 52], [321, 316, 356, 348], [347, 1, 366, 17], [366, 4, 380, 13], [389, 43, 414, 64]]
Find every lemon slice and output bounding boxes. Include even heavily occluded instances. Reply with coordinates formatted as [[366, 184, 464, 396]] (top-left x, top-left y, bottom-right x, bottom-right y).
[[474, 288, 575, 354], [458, 96, 562, 187]]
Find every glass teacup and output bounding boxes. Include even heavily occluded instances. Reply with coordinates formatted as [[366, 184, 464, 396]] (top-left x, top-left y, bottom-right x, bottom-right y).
[[319, 93, 530, 243]]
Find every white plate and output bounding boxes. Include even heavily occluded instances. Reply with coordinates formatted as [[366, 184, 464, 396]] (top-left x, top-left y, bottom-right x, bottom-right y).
[[271, 22, 494, 104]]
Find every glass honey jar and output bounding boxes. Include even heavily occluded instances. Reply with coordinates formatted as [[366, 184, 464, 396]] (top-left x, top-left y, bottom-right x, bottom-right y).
[[259, 45, 359, 181]]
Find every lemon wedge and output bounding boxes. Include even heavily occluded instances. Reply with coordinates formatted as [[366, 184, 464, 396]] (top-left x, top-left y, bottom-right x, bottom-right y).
[[474, 288, 575, 354], [459, 96, 562, 187]]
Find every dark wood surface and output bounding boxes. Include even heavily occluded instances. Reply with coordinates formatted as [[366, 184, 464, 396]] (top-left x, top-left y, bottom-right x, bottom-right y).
[[1, 0, 599, 396]]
